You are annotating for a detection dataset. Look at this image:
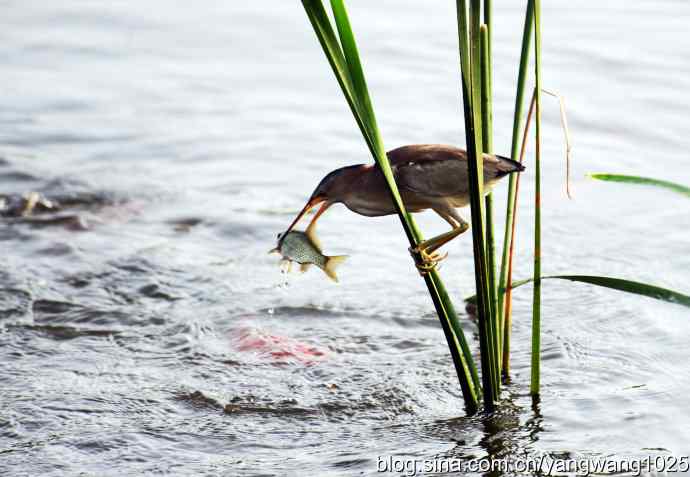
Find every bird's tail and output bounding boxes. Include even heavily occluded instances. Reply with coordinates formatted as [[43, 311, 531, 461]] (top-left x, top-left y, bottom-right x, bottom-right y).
[[494, 154, 525, 176]]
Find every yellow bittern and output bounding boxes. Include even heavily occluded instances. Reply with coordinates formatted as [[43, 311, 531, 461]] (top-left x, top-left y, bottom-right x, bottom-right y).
[[283, 144, 524, 270]]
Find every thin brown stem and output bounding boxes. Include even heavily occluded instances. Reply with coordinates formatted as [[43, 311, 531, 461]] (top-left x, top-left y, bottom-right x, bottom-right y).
[[502, 88, 536, 376], [542, 89, 573, 199]]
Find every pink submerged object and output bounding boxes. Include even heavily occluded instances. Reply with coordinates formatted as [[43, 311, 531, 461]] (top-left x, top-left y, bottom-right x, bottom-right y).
[[230, 326, 327, 364]]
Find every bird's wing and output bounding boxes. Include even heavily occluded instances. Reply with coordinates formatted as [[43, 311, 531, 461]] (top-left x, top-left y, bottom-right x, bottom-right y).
[[387, 144, 468, 167], [395, 157, 471, 198], [388, 145, 470, 198], [387, 144, 520, 198]]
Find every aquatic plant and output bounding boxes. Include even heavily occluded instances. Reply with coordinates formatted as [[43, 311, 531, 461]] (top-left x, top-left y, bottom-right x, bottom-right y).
[[300, 0, 552, 413], [454, 0, 503, 410], [301, 0, 480, 413], [478, 166, 690, 380], [530, 0, 544, 397], [498, 0, 535, 378], [589, 173, 690, 198], [454, 0, 549, 405], [300, 0, 690, 415], [509, 276, 690, 308]]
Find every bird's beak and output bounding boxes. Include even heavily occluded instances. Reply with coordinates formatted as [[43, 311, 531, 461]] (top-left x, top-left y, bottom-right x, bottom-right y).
[[283, 195, 326, 235], [307, 200, 331, 231]]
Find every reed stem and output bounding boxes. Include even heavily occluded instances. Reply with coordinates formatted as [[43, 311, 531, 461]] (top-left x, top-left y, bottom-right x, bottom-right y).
[[499, 0, 535, 378], [457, 0, 498, 411], [530, 0, 543, 397], [480, 24, 500, 395]]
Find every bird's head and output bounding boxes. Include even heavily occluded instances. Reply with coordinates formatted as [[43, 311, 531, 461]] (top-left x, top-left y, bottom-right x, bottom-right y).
[[282, 165, 363, 235], [309, 166, 354, 202]]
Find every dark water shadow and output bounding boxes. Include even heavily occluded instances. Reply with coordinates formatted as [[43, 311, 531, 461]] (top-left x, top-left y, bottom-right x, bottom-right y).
[[416, 386, 546, 477]]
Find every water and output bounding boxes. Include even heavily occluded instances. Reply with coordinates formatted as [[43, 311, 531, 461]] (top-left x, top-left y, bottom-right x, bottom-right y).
[[2, 1, 690, 475]]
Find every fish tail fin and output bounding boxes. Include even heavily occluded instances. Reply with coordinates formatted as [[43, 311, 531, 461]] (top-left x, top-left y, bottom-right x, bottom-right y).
[[323, 255, 348, 282]]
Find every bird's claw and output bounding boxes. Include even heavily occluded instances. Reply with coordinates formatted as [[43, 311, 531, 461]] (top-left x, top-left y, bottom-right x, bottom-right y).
[[409, 246, 448, 275]]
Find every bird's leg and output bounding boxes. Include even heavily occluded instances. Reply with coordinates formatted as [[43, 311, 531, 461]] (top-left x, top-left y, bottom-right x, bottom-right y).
[[409, 218, 470, 274]]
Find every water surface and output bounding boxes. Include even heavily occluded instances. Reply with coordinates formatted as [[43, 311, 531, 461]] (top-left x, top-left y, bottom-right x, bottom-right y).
[[2, 1, 690, 475]]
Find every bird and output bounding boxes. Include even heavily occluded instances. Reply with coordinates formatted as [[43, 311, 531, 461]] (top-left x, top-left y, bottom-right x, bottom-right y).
[[282, 144, 524, 271]]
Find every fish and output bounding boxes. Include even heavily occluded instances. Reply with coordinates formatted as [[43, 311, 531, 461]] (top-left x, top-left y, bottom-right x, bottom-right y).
[[269, 224, 347, 282]]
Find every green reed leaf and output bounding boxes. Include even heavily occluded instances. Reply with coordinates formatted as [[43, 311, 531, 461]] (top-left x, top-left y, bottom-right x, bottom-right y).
[[467, 275, 690, 309], [588, 174, 690, 198]]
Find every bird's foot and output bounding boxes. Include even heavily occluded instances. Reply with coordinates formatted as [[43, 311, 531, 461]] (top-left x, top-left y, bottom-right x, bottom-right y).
[[409, 246, 448, 275], [408, 222, 469, 275]]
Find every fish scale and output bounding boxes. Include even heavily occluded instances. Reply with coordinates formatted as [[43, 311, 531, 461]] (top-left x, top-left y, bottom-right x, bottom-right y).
[[271, 229, 347, 282], [281, 231, 326, 268]]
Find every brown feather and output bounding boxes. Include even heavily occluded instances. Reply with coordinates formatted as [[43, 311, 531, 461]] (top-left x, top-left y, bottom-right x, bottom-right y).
[[321, 144, 523, 219], [385, 144, 522, 199]]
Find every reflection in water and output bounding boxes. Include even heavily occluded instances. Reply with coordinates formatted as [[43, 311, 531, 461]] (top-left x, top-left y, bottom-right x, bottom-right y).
[[407, 387, 542, 476], [527, 395, 543, 448]]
